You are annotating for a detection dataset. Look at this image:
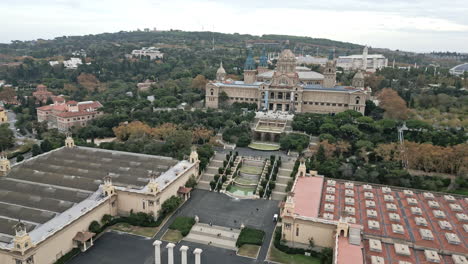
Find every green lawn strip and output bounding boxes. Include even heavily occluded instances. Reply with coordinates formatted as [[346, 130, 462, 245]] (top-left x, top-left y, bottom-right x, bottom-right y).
[[248, 143, 280, 151], [168, 216, 195, 236], [161, 229, 183, 243], [236, 227, 265, 247], [240, 166, 263, 175], [237, 244, 260, 258], [269, 245, 320, 264]]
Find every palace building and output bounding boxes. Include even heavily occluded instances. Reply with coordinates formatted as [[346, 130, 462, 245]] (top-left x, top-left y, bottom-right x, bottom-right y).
[[206, 49, 370, 115], [281, 159, 468, 264], [0, 137, 199, 264]]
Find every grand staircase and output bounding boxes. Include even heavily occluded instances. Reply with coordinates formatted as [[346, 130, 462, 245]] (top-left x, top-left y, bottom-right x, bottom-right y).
[[197, 153, 226, 190], [271, 160, 295, 201]]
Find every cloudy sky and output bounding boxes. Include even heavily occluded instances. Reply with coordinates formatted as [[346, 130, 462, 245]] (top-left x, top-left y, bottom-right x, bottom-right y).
[[2, 0, 468, 52]]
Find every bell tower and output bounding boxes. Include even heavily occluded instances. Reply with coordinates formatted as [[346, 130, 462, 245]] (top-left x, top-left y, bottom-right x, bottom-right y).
[[323, 49, 337, 89], [0, 153, 11, 176], [102, 175, 116, 197], [146, 171, 159, 195], [13, 221, 34, 255], [216, 61, 226, 82], [65, 133, 75, 148], [243, 49, 257, 84], [296, 158, 307, 177], [352, 70, 365, 89]]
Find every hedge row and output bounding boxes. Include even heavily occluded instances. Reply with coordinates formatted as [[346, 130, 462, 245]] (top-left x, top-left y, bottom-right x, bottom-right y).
[[236, 227, 265, 247], [53, 248, 80, 264], [169, 216, 195, 236]]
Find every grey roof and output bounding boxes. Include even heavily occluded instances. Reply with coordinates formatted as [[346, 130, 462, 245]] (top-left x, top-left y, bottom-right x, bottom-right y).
[[0, 146, 182, 244], [215, 81, 263, 88], [450, 63, 468, 73], [257, 70, 324, 80]]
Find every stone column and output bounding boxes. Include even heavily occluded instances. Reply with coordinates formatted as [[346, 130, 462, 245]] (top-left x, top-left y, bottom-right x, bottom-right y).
[[180, 245, 189, 264], [153, 240, 162, 264], [166, 243, 175, 264], [193, 248, 203, 264], [261, 132, 265, 141]]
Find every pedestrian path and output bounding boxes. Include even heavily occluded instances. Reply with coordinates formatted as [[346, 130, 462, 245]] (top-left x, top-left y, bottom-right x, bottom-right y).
[[197, 153, 226, 190], [183, 223, 240, 251]]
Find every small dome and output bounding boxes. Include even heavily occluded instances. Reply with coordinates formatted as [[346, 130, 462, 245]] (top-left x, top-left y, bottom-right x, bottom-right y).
[[217, 62, 226, 74], [279, 49, 295, 61], [353, 71, 364, 79]]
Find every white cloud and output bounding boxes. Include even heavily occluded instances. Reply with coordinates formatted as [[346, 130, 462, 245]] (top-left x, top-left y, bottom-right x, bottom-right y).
[[1, 0, 467, 52]]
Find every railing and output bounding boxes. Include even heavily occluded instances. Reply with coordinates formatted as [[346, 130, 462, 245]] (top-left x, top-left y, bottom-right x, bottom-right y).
[[263, 158, 278, 199]]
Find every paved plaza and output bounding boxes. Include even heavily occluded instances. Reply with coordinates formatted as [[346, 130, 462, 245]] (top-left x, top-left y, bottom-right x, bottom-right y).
[[68, 189, 280, 264]]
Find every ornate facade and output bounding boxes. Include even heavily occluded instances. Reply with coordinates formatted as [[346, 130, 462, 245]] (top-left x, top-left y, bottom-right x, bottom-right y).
[[206, 49, 370, 115]]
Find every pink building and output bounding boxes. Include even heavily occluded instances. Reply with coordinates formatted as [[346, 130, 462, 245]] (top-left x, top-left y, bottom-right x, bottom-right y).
[[37, 100, 102, 131]]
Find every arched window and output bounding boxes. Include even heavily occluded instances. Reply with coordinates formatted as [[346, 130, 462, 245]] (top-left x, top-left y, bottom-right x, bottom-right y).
[[210, 89, 214, 96], [355, 96, 360, 105]]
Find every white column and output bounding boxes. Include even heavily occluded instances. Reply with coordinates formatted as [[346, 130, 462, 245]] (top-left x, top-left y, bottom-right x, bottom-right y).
[[180, 245, 189, 264], [193, 248, 203, 264], [166, 243, 175, 264], [153, 240, 162, 264]]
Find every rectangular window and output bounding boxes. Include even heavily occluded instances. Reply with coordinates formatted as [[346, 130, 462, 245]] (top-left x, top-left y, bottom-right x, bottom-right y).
[[156, 198, 160, 205], [296, 227, 299, 236], [284, 223, 291, 230], [142, 201, 146, 209], [149, 201, 154, 206]]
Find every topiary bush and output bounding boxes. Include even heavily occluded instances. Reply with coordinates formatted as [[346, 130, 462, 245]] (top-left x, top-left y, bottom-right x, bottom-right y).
[[236, 227, 265, 247], [169, 216, 196, 236]]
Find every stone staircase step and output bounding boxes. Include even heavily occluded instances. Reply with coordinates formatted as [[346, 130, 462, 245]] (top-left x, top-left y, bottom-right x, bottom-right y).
[[183, 235, 237, 251]]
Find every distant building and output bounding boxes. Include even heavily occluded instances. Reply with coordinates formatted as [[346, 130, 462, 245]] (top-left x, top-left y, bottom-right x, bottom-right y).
[[337, 46, 388, 72], [206, 49, 370, 115], [137, 79, 156, 92], [32, 85, 64, 104], [131, 47, 164, 60], [36, 100, 103, 131], [71, 49, 87, 57], [0, 107, 7, 123], [449, 63, 468, 75], [296, 55, 327, 66], [63, 58, 83, 69]]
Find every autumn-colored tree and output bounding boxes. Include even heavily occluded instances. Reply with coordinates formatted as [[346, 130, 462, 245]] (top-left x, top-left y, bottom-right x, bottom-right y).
[[377, 88, 408, 120], [319, 140, 336, 159], [77, 73, 101, 92], [365, 75, 384, 90], [0, 87, 16, 102], [191, 75, 207, 90], [151, 123, 178, 140], [113, 121, 152, 141], [192, 127, 213, 143]]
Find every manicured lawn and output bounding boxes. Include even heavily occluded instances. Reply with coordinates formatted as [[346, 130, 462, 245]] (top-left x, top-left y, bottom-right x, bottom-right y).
[[228, 185, 256, 196], [109, 223, 159, 237], [237, 244, 260, 258], [248, 142, 280, 151], [269, 245, 320, 264], [161, 229, 183, 243], [234, 177, 258, 185], [169, 216, 195, 236], [240, 166, 263, 175]]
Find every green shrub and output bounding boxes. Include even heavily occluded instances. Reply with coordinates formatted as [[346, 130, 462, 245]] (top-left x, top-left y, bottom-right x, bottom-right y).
[[185, 175, 197, 188], [88, 220, 101, 233], [101, 214, 113, 225], [169, 217, 195, 236], [158, 196, 182, 220], [236, 227, 265, 247]]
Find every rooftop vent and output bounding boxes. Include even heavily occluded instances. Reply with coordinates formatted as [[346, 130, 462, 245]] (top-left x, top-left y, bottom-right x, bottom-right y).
[[345, 182, 354, 189], [345, 217, 356, 224], [371, 256, 385, 264], [423, 192, 435, 199], [366, 200, 376, 208], [392, 224, 404, 234], [384, 195, 394, 202], [444, 195, 455, 201], [363, 184, 372, 190], [345, 189, 354, 197], [424, 250, 440, 263], [345, 197, 355, 205], [323, 213, 334, 220], [367, 209, 378, 218], [428, 201, 440, 208], [456, 213, 468, 222], [464, 224, 468, 232], [364, 192, 374, 199], [438, 220, 452, 230], [381, 187, 391, 193], [326, 187, 335, 194], [325, 195, 335, 202], [452, 255, 468, 264], [368, 220, 380, 230], [420, 229, 434, 240], [369, 239, 382, 252], [445, 233, 461, 245], [433, 210, 446, 219], [449, 203, 462, 212], [386, 203, 397, 211], [411, 207, 422, 215], [403, 190, 414, 196], [324, 203, 334, 212], [345, 206, 355, 216], [394, 243, 411, 256], [327, 180, 336, 186], [407, 198, 418, 205], [415, 217, 428, 226], [389, 213, 401, 222]]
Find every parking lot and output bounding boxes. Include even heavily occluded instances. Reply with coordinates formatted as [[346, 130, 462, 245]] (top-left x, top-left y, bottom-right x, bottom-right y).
[[69, 190, 280, 264]]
